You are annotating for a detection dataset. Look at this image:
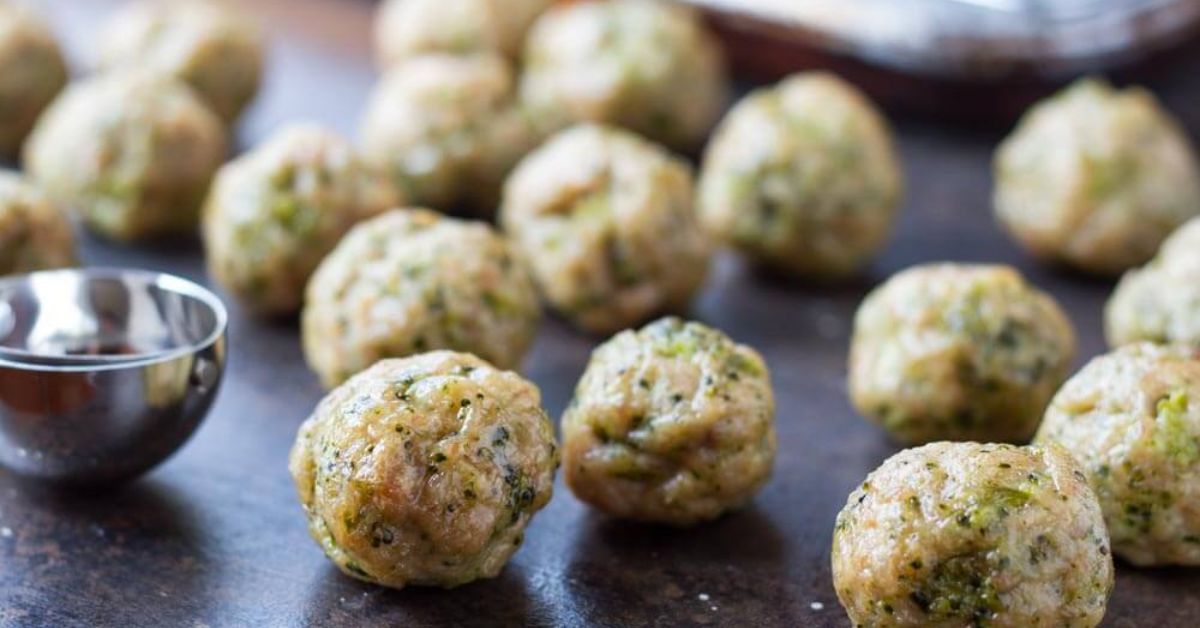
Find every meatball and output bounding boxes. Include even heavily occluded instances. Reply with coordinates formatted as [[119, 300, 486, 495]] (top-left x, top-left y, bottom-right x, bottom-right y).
[[1106, 217, 1200, 347], [697, 72, 903, 279], [994, 77, 1200, 275], [359, 54, 537, 216], [0, 1, 67, 157], [374, 0, 550, 67], [561, 317, 775, 526], [203, 124, 398, 317], [0, 171, 74, 275], [24, 71, 225, 242], [519, 0, 729, 151], [289, 351, 558, 589], [832, 442, 1113, 627], [99, 0, 264, 125], [500, 124, 710, 334], [849, 264, 1076, 445], [1036, 343, 1200, 566], [303, 208, 541, 389]]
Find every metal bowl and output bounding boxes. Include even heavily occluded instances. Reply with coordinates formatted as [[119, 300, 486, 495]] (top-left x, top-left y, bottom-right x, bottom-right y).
[[0, 268, 227, 485]]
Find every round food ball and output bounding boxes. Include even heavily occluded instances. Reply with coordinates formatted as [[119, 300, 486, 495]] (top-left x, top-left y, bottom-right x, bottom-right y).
[[1036, 343, 1200, 566], [98, 0, 264, 125], [500, 124, 710, 334], [1106, 217, 1200, 347], [0, 171, 74, 275], [698, 72, 903, 279], [303, 208, 540, 389], [519, 0, 728, 151], [359, 54, 537, 216], [289, 351, 558, 589], [374, 0, 550, 67], [24, 71, 226, 242], [832, 442, 1113, 627], [0, 1, 67, 157], [849, 263, 1076, 445], [203, 124, 398, 317], [561, 317, 775, 526], [994, 77, 1200, 275]]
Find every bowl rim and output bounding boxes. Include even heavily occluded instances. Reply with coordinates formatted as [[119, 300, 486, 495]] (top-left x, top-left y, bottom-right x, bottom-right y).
[[0, 267, 228, 373]]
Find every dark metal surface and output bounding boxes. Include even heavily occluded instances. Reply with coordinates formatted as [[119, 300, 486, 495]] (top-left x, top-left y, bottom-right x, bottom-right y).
[[2, 1, 1200, 626]]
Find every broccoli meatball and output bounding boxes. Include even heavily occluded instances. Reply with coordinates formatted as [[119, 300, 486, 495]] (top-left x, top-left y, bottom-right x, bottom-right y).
[[289, 351, 558, 589], [832, 442, 1113, 627], [24, 71, 225, 242], [849, 264, 1076, 445], [500, 124, 710, 334], [698, 72, 903, 279], [360, 54, 537, 216], [519, 0, 728, 151], [374, 0, 550, 67], [1106, 217, 1200, 347], [1036, 343, 1200, 566], [994, 77, 1200, 275], [203, 124, 397, 317], [0, 171, 74, 275], [0, 1, 67, 157], [303, 208, 540, 389], [561, 317, 775, 526], [99, 0, 264, 125]]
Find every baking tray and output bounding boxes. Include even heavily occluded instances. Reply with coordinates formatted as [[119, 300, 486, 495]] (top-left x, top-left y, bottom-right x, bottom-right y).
[[2, 0, 1200, 626]]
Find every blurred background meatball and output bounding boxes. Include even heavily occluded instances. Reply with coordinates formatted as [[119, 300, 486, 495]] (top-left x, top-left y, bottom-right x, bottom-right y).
[[849, 263, 1076, 444], [994, 77, 1200, 275], [99, 0, 264, 125], [698, 72, 903, 279], [302, 208, 541, 388], [0, 0, 67, 158], [359, 54, 536, 216], [374, 0, 550, 68], [501, 124, 710, 334], [519, 0, 729, 151], [24, 71, 225, 242], [203, 123, 398, 316]]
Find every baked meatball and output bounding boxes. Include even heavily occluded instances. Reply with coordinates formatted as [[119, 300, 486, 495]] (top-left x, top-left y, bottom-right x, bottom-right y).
[[24, 71, 225, 242], [99, 0, 264, 125], [1106, 217, 1200, 347], [698, 72, 903, 279], [203, 124, 398, 317], [374, 0, 549, 67], [0, 1, 67, 157], [994, 77, 1200, 275], [832, 442, 1113, 628], [849, 264, 1076, 445], [1036, 343, 1200, 566], [360, 54, 537, 215], [519, 0, 728, 151], [303, 209, 540, 389], [562, 317, 775, 526], [0, 171, 74, 275], [289, 351, 558, 589], [500, 124, 710, 334]]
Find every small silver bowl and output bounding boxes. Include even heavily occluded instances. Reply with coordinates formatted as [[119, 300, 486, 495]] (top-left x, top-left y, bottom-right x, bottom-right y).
[[0, 268, 227, 485]]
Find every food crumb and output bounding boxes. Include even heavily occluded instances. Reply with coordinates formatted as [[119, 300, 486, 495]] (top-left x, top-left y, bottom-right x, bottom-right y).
[[810, 602, 824, 611], [698, 593, 710, 601], [710, 605, 718, 612]]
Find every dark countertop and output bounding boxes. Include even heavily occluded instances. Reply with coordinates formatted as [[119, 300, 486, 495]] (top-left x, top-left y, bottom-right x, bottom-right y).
[[2, 1, 1199, 626]]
